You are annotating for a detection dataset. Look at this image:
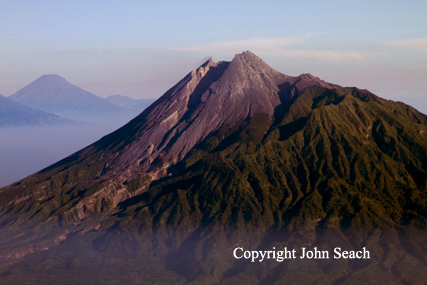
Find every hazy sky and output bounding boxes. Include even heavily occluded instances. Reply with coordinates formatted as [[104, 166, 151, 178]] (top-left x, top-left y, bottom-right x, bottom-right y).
[[1, 0, 426, 112]]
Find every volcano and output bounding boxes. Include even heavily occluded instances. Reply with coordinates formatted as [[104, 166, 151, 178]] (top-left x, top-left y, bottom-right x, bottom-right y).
[[0, 51, 427, 284], [9, 75, 135, 126]]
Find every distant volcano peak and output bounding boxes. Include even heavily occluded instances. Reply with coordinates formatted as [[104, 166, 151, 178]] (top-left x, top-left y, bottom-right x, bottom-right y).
[[8, 73, 133, 125], [36, 74, 67, 83], [39, 74, 64, 78]]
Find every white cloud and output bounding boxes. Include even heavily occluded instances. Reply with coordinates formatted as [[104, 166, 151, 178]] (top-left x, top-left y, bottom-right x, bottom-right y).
[[169, 36, 305, 54], [265, 49, 363, 62], [387, 38, 427, 52], [168, 36, 363, 63]]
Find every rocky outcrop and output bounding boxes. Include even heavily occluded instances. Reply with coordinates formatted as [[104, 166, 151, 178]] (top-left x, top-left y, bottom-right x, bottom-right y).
[[96, 51, 335, 183]]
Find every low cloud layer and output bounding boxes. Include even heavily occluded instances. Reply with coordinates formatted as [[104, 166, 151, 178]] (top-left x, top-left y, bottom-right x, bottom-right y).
[[168, 36, 363, 63], [387, 38, 427, 53]]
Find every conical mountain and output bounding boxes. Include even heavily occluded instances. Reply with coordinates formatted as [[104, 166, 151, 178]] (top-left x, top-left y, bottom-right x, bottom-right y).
[[1, 52, 427, 283], [9, 75, 135, 126]]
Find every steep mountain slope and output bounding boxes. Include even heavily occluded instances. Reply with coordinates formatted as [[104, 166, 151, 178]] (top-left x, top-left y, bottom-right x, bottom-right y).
[[0, 94, 72, 126], [9, 75, 135, 126], [105, 94, 155, 113], [0, 52, 427, 283], [65, 52, 333, 184]]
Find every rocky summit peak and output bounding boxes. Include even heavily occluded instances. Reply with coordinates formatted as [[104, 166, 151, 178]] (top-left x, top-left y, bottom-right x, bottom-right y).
[[297, 73, 334, 89], [201, 57, 215, 67], [226, 50, 278, 77], [240, 50, 259, 58], [232, 50, 261, 63], [84, 51, 335, 182], [192, 57, 217, 78]]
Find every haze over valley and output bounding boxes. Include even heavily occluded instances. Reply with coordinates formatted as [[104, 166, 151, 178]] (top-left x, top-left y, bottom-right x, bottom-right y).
[[0, 124, 113, 187], [0, 75, 155, 187]]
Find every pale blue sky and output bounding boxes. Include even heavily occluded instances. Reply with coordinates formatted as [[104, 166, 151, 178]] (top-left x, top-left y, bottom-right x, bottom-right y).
[[1, 0, 426, 112]]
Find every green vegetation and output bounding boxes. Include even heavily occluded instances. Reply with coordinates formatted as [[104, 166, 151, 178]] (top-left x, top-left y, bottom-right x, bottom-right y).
[[1, 86, 427, 283]]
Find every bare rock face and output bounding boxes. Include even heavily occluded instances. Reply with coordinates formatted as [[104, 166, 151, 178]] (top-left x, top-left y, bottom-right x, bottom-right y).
[[100, 51, 335, 182]]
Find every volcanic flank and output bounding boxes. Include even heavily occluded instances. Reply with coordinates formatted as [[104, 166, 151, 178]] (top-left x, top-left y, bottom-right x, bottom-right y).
[[1, 51, 427, 284], [58, 51, 334, 183]]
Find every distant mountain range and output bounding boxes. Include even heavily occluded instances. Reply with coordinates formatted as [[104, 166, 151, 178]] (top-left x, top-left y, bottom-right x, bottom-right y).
[[0, 94, 72, 127], [0, 52, 426, 283], [105, 94, 155, 113], [0, 76, 156, 188], [9, 75, 137, 126]]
